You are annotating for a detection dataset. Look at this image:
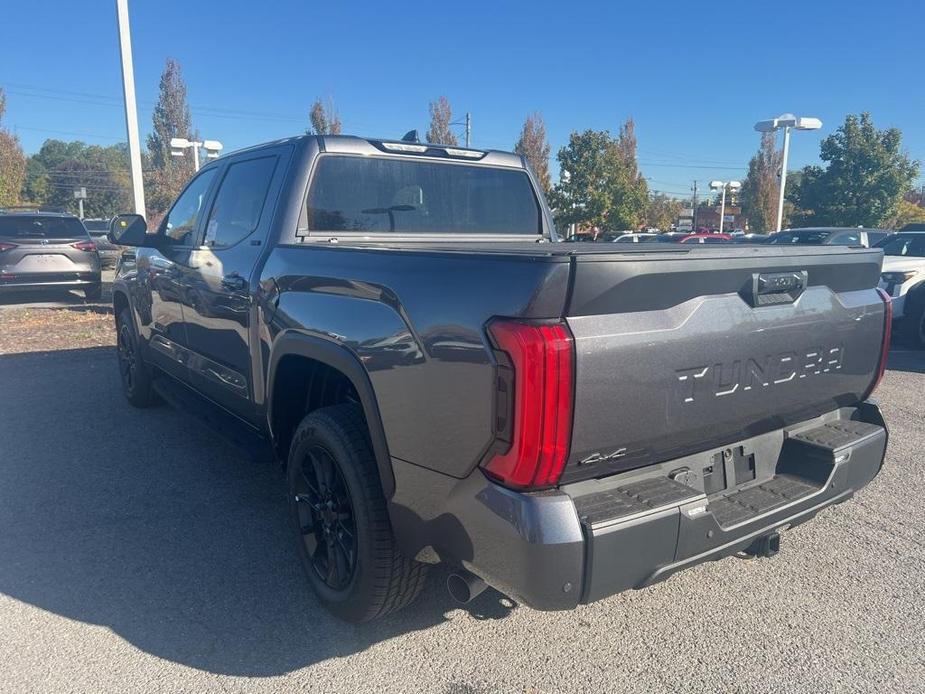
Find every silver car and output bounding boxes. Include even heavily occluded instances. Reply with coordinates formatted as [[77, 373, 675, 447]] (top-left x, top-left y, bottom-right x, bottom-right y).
[[0, 212, 102, 300]]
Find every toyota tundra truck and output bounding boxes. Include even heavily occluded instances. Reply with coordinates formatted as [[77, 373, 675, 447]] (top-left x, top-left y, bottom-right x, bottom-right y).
[[108, 134, 891, 623]]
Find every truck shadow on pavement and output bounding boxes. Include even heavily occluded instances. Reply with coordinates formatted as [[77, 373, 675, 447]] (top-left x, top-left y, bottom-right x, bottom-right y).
[[0, 346, 514, 677]]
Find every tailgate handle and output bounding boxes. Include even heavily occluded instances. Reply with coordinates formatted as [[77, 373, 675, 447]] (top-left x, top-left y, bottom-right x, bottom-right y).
[[743, 270, 808, 307]]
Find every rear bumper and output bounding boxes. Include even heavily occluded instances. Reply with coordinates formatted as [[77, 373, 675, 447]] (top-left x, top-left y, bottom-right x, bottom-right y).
[[392, 402, 887, 610], [0, 271, 100, 293]]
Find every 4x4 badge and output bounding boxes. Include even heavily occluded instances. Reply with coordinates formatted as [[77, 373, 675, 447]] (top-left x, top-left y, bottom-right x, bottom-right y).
[[579, 448, 627, 466]]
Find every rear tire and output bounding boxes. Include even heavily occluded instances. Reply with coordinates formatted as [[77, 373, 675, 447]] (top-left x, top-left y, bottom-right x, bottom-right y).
[[287, 404, 427, 622], [116, 308, 158, 407], [84, 283, 102, 302]]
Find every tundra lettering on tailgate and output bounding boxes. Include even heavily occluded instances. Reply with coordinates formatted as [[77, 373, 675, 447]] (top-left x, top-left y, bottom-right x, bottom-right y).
[[675, 345, 844, 404]]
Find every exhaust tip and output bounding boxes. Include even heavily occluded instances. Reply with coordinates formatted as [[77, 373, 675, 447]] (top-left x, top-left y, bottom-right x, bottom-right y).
[[447, 571, 487, 604]]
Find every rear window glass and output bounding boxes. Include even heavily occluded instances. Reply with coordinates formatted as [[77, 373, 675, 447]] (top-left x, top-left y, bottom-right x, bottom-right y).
[[82, 220, 109, 232], [305, 156, 540, 235], [0, 216, 88, 240]]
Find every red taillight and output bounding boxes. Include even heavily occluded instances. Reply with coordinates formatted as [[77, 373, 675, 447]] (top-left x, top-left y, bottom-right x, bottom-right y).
[[484, 319, 574, 489], [71, 240, 97, 252], [0, 242, 17, 252], [867, 288, 892, 397]]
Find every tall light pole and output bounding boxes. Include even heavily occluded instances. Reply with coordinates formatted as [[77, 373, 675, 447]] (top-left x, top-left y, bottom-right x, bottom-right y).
[[170, 138, 224, 172], [754, 113, 822, 232], [710, 180, 741, 234], [115, 0, 146, 218]]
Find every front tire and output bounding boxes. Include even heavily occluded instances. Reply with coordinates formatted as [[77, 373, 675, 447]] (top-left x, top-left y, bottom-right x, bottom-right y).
[[287, 404, 427, 622], [116, 308, 158, 407]]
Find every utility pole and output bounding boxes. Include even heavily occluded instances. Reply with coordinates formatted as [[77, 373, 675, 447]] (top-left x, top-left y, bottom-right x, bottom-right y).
[[115, 0, 146, 218], [691, 180, 698, 231], [73, 187, 87, 219], [465, 112, 471, 148]]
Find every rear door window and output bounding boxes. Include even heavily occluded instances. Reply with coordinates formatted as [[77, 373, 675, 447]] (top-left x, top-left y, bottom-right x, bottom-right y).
[[830, 231, 861, 245], [204, 156, 278, 248], [305, 155, 541, 235]]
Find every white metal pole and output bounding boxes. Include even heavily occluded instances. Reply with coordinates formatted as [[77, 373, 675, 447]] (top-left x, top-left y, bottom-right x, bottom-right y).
[[192, 143, 200, 172], [78, 198, 84, 219], [718, 186, 727, 234], [776, 126, 791, 232], [116, 0, 146, 218]]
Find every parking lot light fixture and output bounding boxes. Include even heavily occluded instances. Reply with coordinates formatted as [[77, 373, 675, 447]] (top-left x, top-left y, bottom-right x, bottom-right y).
[[754, 113, 822, 232], [169, 137, 223, 172], [709, 180, 741, 234]]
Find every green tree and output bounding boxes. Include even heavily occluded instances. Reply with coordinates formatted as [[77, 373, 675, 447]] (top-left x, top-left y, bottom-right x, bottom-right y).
[[514, 112, 551, 193], [426, 96, 458, 145], [23, 139, 133, 217], [646, 193, 682, 230], [791, 113, 918, 227], [308, 98, 342, 135], [740, 131, 782, 232], [146, 58, 198, 215], [0, 89, 27, 207], [549, 121, 648, 231]]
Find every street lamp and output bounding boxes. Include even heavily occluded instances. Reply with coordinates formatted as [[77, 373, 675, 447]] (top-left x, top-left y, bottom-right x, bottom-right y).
[[754, 113, 822, 232], [170, 137, 224, 172], [709, 180, 741, 234]]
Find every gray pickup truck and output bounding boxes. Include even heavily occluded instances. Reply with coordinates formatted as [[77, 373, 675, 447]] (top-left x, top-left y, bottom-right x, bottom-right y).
[[108, 135, 891, 622]]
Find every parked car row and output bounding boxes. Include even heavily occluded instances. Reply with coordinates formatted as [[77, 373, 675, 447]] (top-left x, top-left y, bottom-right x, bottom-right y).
[[571, 227, 892, 248]]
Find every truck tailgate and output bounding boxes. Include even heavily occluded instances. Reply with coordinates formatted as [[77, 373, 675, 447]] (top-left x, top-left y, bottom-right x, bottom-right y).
[[562, 246, 886, 483]]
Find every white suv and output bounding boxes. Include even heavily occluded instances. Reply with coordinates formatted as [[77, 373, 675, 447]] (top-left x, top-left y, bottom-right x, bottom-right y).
[[876, 231, 925, 346]]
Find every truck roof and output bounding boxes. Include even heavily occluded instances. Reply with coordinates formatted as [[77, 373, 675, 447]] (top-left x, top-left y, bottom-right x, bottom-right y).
[[221, 134, 526, 169]]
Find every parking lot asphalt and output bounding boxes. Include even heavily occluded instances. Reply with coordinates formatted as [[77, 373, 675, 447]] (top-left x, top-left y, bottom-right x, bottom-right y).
[[0, 342, 923, 693]]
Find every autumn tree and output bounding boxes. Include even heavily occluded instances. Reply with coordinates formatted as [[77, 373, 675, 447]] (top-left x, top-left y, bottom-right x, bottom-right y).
[[308, 98, 342, 135], [146, 58, 198, 215], [646, 193, 683, 230], [514, 113, 551, 193], [548, 121, 649, 231], [0, 89, 27, 207], [791, 113, 918, 227], [611, 118, 648, 229], [426, 96, 458, 145], [740, 132, 782, 232]]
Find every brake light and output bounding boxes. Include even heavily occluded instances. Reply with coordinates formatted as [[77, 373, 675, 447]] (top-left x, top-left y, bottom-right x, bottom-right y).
[[0, 242, 16, 252], [71, 240, 97, 252], [484, 320, 574, 489], [867, 288, 893, 397]]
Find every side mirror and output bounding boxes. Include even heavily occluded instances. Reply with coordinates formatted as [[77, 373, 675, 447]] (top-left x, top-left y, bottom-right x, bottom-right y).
[[108, 214, 150, 247]]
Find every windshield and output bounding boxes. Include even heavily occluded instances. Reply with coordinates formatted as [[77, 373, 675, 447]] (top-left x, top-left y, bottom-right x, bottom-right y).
[[305, 155, 541, 235], [0, 216, 88, 240], [768, 230, 830, 245], [876, 233, 925, 257], [82, 220, 110, 233]]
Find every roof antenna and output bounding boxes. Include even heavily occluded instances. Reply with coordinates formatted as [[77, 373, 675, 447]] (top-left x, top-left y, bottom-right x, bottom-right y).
[[401, 129, 420, 143]]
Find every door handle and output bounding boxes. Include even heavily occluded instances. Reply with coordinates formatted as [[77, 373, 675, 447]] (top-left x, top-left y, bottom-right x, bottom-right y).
[[221, 274, 248, 291]]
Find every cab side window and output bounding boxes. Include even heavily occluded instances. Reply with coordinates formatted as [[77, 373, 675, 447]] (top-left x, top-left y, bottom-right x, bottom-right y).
[[203, 157, 278, 248], [831, 231, 861, 245], [162, 169, 217, 246]]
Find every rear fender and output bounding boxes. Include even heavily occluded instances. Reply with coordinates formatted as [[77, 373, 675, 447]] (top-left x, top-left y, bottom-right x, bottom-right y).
[[266, 331, 395, 497]]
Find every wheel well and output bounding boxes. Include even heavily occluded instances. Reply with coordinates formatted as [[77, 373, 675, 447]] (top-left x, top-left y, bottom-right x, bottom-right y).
[[113, 290, 129, 325], [271, 355, 363, 460]]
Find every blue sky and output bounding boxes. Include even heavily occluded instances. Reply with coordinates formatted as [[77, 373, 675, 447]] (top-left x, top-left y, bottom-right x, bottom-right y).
[[2, 0, 923, 197]]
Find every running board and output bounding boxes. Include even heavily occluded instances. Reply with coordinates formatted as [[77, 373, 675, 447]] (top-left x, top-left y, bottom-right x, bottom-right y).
[[152, 374, 276, 463]]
